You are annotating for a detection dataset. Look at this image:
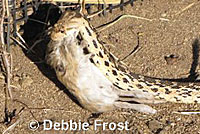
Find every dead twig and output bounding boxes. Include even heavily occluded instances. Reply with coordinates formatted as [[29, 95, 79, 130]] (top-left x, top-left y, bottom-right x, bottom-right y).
[[27, 39, 43, 53], [28, 18, 48, 25], [120, 32, 142, 61], [12, 99, 38, 120], [87, 0, 107, 18], [0, 0, 13, 100], [2, 52, 12, 99], [15, 32, 29, 49], [175, 1, 200, 16], [10, 36, 28, 50], [2, 118, 22, 134], [13, 99, 80, 114], [96, 14, 153, 32], [159, 18, 170, 21], [0, 0, 5, 45], [174, 111, 200, 115]]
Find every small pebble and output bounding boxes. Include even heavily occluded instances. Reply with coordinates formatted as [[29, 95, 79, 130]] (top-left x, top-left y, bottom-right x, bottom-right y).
[[147, 120, 162, 132], [161, 13, 167, 17]]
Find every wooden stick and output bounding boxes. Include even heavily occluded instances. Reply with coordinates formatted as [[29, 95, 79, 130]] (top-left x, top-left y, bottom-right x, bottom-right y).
[[0, 0, 5, 45], [42, 0, 121, 4], [175, 1, 199, 16], [96, 14, 152, 32], [2, 118, 21, 134], [0, 0, 13, 100], [174, 111, 200, 115]]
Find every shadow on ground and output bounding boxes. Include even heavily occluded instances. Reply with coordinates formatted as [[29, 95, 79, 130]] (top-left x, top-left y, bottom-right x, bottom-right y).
[[21, 3, 81, 107]]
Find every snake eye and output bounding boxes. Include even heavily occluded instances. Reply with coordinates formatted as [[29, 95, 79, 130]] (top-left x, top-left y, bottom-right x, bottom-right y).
[[60, 29, 65, 33]]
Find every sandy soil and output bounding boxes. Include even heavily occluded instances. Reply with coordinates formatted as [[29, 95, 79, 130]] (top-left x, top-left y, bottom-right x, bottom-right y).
[[1, 0, 200, 133]]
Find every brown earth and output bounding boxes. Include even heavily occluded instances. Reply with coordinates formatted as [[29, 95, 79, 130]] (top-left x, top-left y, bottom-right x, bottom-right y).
[[1, 0, 200, 133]]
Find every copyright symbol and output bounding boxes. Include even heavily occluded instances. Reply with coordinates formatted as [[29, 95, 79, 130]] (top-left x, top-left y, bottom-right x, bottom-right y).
[[29, 120, 39, 131]]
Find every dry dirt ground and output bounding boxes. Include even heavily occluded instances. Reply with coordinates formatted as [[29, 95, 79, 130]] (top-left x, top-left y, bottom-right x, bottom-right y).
[[1, 0, 200, 133]]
